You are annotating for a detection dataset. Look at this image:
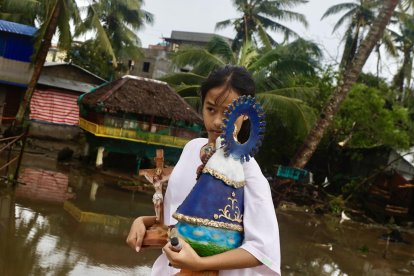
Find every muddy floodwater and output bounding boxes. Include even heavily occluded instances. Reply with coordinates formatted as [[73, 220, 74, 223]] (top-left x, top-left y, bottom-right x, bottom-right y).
[[1, 151, 413, 275]]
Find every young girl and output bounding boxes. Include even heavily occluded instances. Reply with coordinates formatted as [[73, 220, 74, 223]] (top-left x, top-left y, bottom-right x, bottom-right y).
[[126, 65, 281, 275]]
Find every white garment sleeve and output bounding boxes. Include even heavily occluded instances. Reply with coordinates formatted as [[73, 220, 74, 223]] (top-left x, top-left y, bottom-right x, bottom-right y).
[[239, 158, 281, 275]]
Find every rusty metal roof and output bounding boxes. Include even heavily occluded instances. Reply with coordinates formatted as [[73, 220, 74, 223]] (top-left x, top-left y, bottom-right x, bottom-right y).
[[38, 75, 97, 93]]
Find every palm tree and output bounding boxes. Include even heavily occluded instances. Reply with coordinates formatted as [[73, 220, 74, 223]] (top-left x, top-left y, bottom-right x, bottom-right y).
[[77, 0, 154, 66], [321, 0, 380, 70], [9, 0, 81, 127], [215, 0, 308, 51], [288, 0, 399, 170], [0, 0, 39, 25], [162, 37, 322, 156], [390, 10, 414, 101]]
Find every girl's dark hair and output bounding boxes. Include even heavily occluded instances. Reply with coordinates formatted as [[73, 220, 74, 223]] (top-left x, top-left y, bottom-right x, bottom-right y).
[[200, 65, 255, 143]]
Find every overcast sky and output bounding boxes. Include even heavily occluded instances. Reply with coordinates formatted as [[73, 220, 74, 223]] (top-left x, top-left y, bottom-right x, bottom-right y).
[[137, 0, 399, 79]]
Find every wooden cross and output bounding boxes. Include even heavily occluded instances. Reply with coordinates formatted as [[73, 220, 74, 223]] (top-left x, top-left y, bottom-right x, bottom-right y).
[[139, 149, 173, 225]]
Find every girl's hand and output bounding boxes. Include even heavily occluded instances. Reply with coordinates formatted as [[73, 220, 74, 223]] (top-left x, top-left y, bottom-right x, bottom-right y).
[[126, 216, 153, 252], [163, 238, 204, 271]]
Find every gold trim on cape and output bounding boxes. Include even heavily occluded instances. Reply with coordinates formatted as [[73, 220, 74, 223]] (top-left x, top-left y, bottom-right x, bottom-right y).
[[173, 212, 243, 232], [202, 167, 246, 188]]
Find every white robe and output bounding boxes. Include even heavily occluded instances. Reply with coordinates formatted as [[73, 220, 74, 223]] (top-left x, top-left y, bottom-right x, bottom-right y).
[[151, 138, 281, 275]]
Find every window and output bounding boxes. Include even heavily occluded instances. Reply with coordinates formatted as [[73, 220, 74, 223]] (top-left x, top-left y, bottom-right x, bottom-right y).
[[142, 62, 150, 72]]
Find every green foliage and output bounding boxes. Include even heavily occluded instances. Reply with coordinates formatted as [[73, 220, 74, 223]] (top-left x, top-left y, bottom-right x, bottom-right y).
[[255, 108, 314, 173], [215, 0, 309, 50], [65, 40, 115, 80], [332, 84, 411, 149], [0, 0, 39, 25], [321, 0, 380, 69], [341, 178, 360, 196], [76, 0, 153, 65], [328, 195, 345, 215], [358, 244, 369, 253]]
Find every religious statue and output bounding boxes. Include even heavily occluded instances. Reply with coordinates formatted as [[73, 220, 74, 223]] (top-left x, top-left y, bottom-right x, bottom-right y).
[[139, 149, 172, 247], [145, 167, 165, 223], [173, 95, 266, 275]]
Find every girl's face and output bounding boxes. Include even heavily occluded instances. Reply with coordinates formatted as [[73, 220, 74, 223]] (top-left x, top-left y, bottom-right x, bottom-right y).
[[202, 86, 245, 144]]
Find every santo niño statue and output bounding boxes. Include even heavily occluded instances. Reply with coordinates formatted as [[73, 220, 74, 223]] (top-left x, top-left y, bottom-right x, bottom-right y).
[[172, 96, 265, 275]]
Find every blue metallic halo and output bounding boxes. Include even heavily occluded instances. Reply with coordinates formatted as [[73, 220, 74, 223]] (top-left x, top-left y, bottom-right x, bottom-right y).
[[220, 95, 266, 163]]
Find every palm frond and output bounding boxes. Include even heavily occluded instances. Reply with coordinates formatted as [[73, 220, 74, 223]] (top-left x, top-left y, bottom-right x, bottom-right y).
[[215, 19, 235, 30], [257, 15, 299, 38], [257, 93, 317, 136], [183, 96, 202, 113], [207, 36, 235, 63], [269, 9, 309, 28], [321, 3, 358, 20], [262, 86, 319, 102], [256, 22, 273, 52], [331, 9, 356, 33], [160, 72, 206, 86], [238, 41, 259, 68], [381, 30, 397, 57], [174, 85, 201, 97], [171, 47, 226, 73]]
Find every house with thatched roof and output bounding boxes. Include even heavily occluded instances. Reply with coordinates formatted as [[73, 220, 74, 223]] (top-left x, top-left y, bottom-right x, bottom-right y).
[[78, 75, 203, 172]]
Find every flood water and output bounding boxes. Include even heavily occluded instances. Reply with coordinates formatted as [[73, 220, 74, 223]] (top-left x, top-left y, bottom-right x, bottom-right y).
[[1, 151, 413, 275]]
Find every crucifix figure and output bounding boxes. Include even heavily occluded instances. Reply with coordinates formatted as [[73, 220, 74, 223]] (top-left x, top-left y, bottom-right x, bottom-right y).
[[138, 149, 172, 247], [139, 149, 172, 224]]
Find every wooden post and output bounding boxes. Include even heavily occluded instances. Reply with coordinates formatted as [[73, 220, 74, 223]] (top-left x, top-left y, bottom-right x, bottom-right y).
[[96, 146, 105, 168], [12, 127, 29, 185]]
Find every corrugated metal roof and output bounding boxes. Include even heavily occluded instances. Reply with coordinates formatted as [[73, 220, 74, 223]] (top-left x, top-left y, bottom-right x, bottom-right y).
[[44, 62, 107, 82], [38, 75, 97, 93], [0, 20, 37, 36]]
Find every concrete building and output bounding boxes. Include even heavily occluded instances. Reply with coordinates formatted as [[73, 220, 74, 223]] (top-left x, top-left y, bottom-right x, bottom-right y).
[[164, 30, 232, 52], [132, 31, 233, 79]]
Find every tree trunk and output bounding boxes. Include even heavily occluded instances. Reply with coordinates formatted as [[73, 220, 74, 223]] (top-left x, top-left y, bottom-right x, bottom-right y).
[[14, 1, 61, 127], [393, 46, 411, 96], [272, 0, 399, 204], [291, 0, 398, 168]]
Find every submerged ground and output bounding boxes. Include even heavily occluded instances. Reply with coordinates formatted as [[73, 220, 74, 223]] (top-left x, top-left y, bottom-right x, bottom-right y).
[[0, 144, 413, 275]]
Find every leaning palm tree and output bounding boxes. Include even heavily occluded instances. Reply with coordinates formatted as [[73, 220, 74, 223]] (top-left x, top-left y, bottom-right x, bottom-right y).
[[76, 0, 154, 65], [9, 0, 81, 126], [321, 0, 380, 70], [216, 0, 308, 51], [289, 0, 399, 169]]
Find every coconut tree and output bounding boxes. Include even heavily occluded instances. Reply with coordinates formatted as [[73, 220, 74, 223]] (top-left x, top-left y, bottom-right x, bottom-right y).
[[390, 10, 414, 101], [9, 0, 81, 127], [76, 0, 154, 65], [215, 0, 308, 51], [162, 36, 322, 158], [0, 0, 39, 25], [288, 0, 399, 170], [271, 0, 400, 205], [321, 0, 381, 70]]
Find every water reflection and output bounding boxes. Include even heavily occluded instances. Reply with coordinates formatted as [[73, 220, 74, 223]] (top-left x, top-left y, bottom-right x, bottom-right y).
[[0, 199, 160, 275], [278, 209, 414, 275], [16, 168, 73, 202], [0, 151, 413, 275]]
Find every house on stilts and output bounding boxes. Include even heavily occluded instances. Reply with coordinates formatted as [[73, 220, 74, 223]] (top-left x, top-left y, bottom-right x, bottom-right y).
[[78, 75, 203, 173]]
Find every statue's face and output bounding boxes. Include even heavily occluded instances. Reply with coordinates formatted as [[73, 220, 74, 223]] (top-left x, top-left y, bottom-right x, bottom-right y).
[[155, 167, 163, 176]]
